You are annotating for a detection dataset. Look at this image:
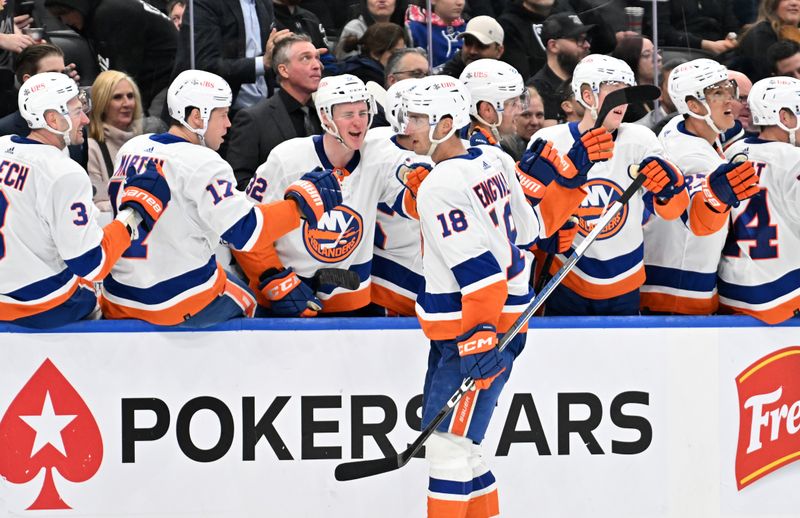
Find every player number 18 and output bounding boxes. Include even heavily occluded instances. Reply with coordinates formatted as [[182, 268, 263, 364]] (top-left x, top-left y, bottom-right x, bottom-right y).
[[436, 209, 468, 237]]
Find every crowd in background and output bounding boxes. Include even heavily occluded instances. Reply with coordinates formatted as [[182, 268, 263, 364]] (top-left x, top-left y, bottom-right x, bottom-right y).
[[1, 0, 799, 321]]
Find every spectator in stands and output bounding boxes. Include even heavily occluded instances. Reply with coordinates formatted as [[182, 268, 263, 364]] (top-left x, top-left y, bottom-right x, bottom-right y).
[[167, 0, 184, 30], [498, 0, 558, 81], [171, 0, 281, 114], [531, 13, 591, 124], [405, 0, 466, 70], [87, 70, 144, 213], [0, 42, 86, 165], [385, 47, 429, 87], [555, 78, 583, 123], [336, 0, 406, 60], [729, 69, 756, 133], [274, 0, 330, 51], [338, 22, 407, 85], [0, 2, 36, 116], [504, 85, 544, 160], [45, 0, 178, 115], [631, 0, 740, 55], [439, 15, 504, 78], [768, 39, 800, 78], [227, 34, 323, 191], [636, 58, 683, 132], [612, 36, 661, 122], [737, 0, 800, 81]]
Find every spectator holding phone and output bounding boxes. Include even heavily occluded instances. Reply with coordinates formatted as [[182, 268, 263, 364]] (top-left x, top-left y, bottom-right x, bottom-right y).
[[0, 0, 35, 116]]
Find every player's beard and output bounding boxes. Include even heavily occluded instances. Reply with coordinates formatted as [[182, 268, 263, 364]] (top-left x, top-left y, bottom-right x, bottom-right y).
[[556, 50, 580, 76]]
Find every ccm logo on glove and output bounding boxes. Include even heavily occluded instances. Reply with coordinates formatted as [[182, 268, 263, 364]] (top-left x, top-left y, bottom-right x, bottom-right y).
[[265, 274, 301, 300], [458, 334, 497, 355]]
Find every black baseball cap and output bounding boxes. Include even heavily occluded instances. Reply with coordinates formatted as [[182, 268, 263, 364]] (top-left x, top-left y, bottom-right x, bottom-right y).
[[540, 13, 594, 45]]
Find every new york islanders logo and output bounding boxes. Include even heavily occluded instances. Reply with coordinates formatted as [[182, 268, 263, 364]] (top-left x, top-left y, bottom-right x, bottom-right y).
[[304, 205, 363, 263], [0, 359, 103, 510], [576, 179, 629, 240]]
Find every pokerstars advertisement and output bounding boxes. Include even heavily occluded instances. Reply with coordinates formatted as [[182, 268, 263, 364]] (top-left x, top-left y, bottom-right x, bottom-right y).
[[1, 320, 799, 517]]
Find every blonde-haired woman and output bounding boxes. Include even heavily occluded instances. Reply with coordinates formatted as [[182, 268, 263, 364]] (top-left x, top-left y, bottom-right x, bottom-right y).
[[87, 70, 143, 212], [738, 0, 800, 81]]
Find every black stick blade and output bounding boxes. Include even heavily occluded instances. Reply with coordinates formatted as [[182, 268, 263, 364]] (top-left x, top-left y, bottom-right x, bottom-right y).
[[594, 85, 661, 129], [334, 455, 402, 481]]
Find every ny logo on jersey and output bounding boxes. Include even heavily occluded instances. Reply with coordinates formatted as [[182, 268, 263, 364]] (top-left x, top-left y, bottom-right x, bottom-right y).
[[577, 179, 628, 240], [303, 205, 364, 263]]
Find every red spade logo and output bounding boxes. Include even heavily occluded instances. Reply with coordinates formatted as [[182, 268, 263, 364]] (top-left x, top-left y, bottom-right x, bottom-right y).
[[0, 358, 103, 510]]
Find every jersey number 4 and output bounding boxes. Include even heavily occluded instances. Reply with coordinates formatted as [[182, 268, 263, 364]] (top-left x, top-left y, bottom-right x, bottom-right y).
[[722, 189, 778, 259]]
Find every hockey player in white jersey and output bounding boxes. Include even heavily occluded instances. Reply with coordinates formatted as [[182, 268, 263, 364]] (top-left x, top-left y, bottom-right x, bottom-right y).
[[242, 74, 418, 316], [458, 59, 592, 276], [102, 70, 341, 327], [365, 79, 430, 316], [0, 72, 170, 328], [404, 75, 585, 518], [642, 59, 760, 314], [529, 54, 690, 316], [720, 76, 800, 323]]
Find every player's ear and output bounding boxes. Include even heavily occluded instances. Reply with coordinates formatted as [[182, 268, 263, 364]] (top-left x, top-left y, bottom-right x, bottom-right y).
[[780, 108, 797, 129], [187, 107, 203, 129], [477, 100, 496, 124]]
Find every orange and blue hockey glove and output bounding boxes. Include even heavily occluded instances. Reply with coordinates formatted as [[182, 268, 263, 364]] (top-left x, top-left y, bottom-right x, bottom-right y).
[[703, 159, 759, 211], [558, 127, 614, 189], [516, 138, 559, 206], [120, 160, 171, 232], [258, 267, 321, 317], [637, 156, 686, 199], [284, 168, 342, 227], [457, 323, 507, 390]]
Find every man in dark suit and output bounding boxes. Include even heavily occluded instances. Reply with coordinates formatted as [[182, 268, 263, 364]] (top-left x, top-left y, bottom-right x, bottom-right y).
[[227, 34, 323, 190], [171, 0, 281, 111]]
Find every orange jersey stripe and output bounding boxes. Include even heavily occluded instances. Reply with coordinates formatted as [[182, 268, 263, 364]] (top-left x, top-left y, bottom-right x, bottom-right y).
[[549, 257, 645, 300], [466, 489, 500, 518], [0, 279, 81, 321], [461, 280, 507, 334], [95, 220, 132, 281], [371, 283, 416, 316], [320, 285, 371, 313], [428, 497, 469, 518], [417, 310, 529, 341], [100, 264, 228, 325], [537, 182, 588, 236], [640, 291, 718, 315], [720, 295, 800, 325]]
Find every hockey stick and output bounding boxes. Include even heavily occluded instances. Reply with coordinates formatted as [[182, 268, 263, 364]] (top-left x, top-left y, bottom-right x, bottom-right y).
[[366, 81, 388, 111], [334, 169, 648, 482], [534, 84, 661, 294]]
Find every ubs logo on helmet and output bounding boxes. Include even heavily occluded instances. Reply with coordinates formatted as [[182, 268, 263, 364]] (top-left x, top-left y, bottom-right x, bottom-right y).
[[304, 205, 363, 263], [576, 179, 628, 240]]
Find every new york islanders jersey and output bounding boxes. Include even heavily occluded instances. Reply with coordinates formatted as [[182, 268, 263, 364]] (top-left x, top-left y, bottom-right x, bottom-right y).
[[528, 122, 663, 300], [101, 133, 298, 325], [641, 116, 727, 314], [246, 134, 412, 313], [416, 147, 539, 340], [720, 137, 800, 323], [0, 135, 130, 321], [364, 127, 427, 316]]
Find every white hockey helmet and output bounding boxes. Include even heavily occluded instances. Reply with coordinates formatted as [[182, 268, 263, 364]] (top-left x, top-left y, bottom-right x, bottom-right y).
[[385, 78, 420, 134], [315, 74, 375, 144], [571, 54, 635, 118], [18, 72, 84, 145], [167, 69, 232, 145], [668, 58, 734, 133], [459, 59, 525, 128], [400, 75, 471, 156], [749, 76, 800, 145]]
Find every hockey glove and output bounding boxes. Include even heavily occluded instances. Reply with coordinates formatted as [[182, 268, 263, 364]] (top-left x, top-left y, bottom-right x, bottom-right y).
[[258, 267, 322, 317], [637, 156, 686, 199], [119, 161, 171, 232], [398, 162, 432, 199], [457, 323, 507, 391], [536, 218, 578, 255], [702, 160, 759, 211], [558, 127, 615, 189], [515, 138, 559, 206], [469, 126, 498, 147], [284, 168, 343, 227]]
